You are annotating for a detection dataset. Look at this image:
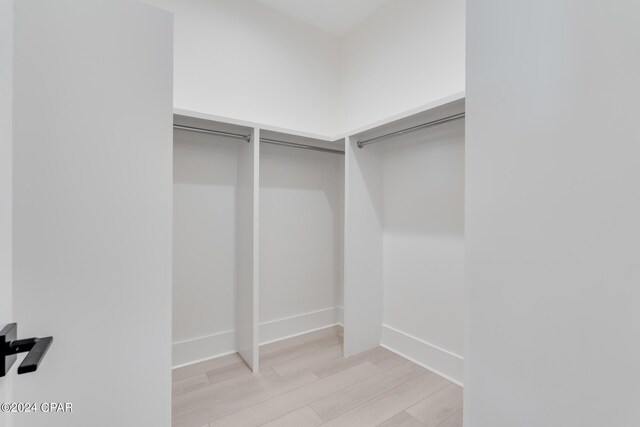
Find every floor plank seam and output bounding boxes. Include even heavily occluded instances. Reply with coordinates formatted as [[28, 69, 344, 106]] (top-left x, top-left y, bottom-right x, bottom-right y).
[[307, 361, 411, 422]]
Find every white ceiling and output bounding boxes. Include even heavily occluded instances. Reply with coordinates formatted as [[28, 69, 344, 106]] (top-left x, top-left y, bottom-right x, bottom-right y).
[[256, 0, 390, 37]]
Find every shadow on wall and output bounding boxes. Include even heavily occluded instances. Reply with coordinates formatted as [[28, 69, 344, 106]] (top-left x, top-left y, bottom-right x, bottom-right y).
[[351, 136, 384, 226], [381, 120, 465, 237], [260, 144, 343, 187], [380, 120, 465, 359], [259, 143, 345, 320], [173, 129, 240, 186], [172, 130, 239, 342], [259, 142, 344, 220]]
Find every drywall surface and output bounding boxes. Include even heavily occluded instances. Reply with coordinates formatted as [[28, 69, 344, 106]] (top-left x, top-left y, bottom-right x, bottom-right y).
[[144, 0, 340, 136], [466, 1, 640, 425], [382, 120, 465, 382], [144, 0, 466, 137], [259, 143, 344, 331], [173, 133, 238, 358], [340, 0, 465, 132], [0, 0, 13, 422], [12, 1, 173, 426]]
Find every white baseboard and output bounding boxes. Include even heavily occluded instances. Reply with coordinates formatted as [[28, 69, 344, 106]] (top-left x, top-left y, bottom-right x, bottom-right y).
[[381, 324, 464, 386], [172, 329, 236, 368], [172, 306, 344, 368], [259, 306, 343, 345]]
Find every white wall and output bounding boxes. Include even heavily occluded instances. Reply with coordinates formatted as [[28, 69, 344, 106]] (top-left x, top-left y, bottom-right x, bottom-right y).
[[340, 0, 466, 132], [259, 143, 344, 341], [172, 132, 238, 365], [466, 1, 640, 425], [382, 119, 465, 383], [12, 1, 173, 426], [0, 1, 13, 423], [143, 0, 340, 137], [143, 0, 466, 137]]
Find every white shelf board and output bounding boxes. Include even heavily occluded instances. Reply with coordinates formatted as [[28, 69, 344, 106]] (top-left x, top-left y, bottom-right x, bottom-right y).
[[174, 90, 465, 145], [337, 91, 466, 140], [173, 108, 337, 143]]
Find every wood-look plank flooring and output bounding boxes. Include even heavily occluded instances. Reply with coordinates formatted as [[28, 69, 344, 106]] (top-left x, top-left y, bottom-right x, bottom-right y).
[[172, 326, 462, 427]]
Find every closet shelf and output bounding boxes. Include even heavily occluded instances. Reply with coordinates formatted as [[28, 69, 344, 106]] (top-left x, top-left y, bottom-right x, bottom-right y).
[[174, 90, 465, 146], [350, 94, 465, 148], [356, 112, 465, 148]]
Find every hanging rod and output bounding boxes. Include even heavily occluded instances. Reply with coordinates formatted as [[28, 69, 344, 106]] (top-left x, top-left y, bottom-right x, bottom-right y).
[[173, 124, 251, 142], [357, 112, 465, 148], [261, 138, 345, 155]]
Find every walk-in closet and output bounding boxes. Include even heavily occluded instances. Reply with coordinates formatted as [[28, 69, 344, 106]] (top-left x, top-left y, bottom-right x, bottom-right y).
[[165, 1, 467, 425], [171, 96, 466, 426], [171, 97, 465, 373]]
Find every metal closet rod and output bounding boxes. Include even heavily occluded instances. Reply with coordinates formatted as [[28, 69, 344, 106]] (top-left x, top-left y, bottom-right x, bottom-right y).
[[357, 112, 465, 148], [261, 137, 345, 155], [173, 124, 251, 142], [172, 125, 343, 155]]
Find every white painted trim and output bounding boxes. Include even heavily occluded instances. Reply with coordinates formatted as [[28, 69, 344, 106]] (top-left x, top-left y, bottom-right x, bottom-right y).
[[381, 344, 463, 388], [174, 92, 466, 142], [259, 306, 343, 344], [381, 324, 464, 386], [259, 323, 343, 347], [383, 325, 463, 360], [172, 329, 236, 368], [171, 350, 238, 370], [172, 307, 344, 368]]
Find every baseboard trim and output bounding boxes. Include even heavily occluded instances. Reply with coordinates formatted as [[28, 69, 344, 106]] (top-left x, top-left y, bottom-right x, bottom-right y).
[[259, 322, 343, 346], [171, 350, 238, 370], [172, 329, 236, 368], [172, 306, 344, 368], [381, 324, 464, 386], [259, 306, 343, 345]]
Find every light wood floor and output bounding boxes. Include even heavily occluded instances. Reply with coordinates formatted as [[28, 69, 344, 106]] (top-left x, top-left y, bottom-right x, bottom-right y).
[[172, 326, 462, 427]]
